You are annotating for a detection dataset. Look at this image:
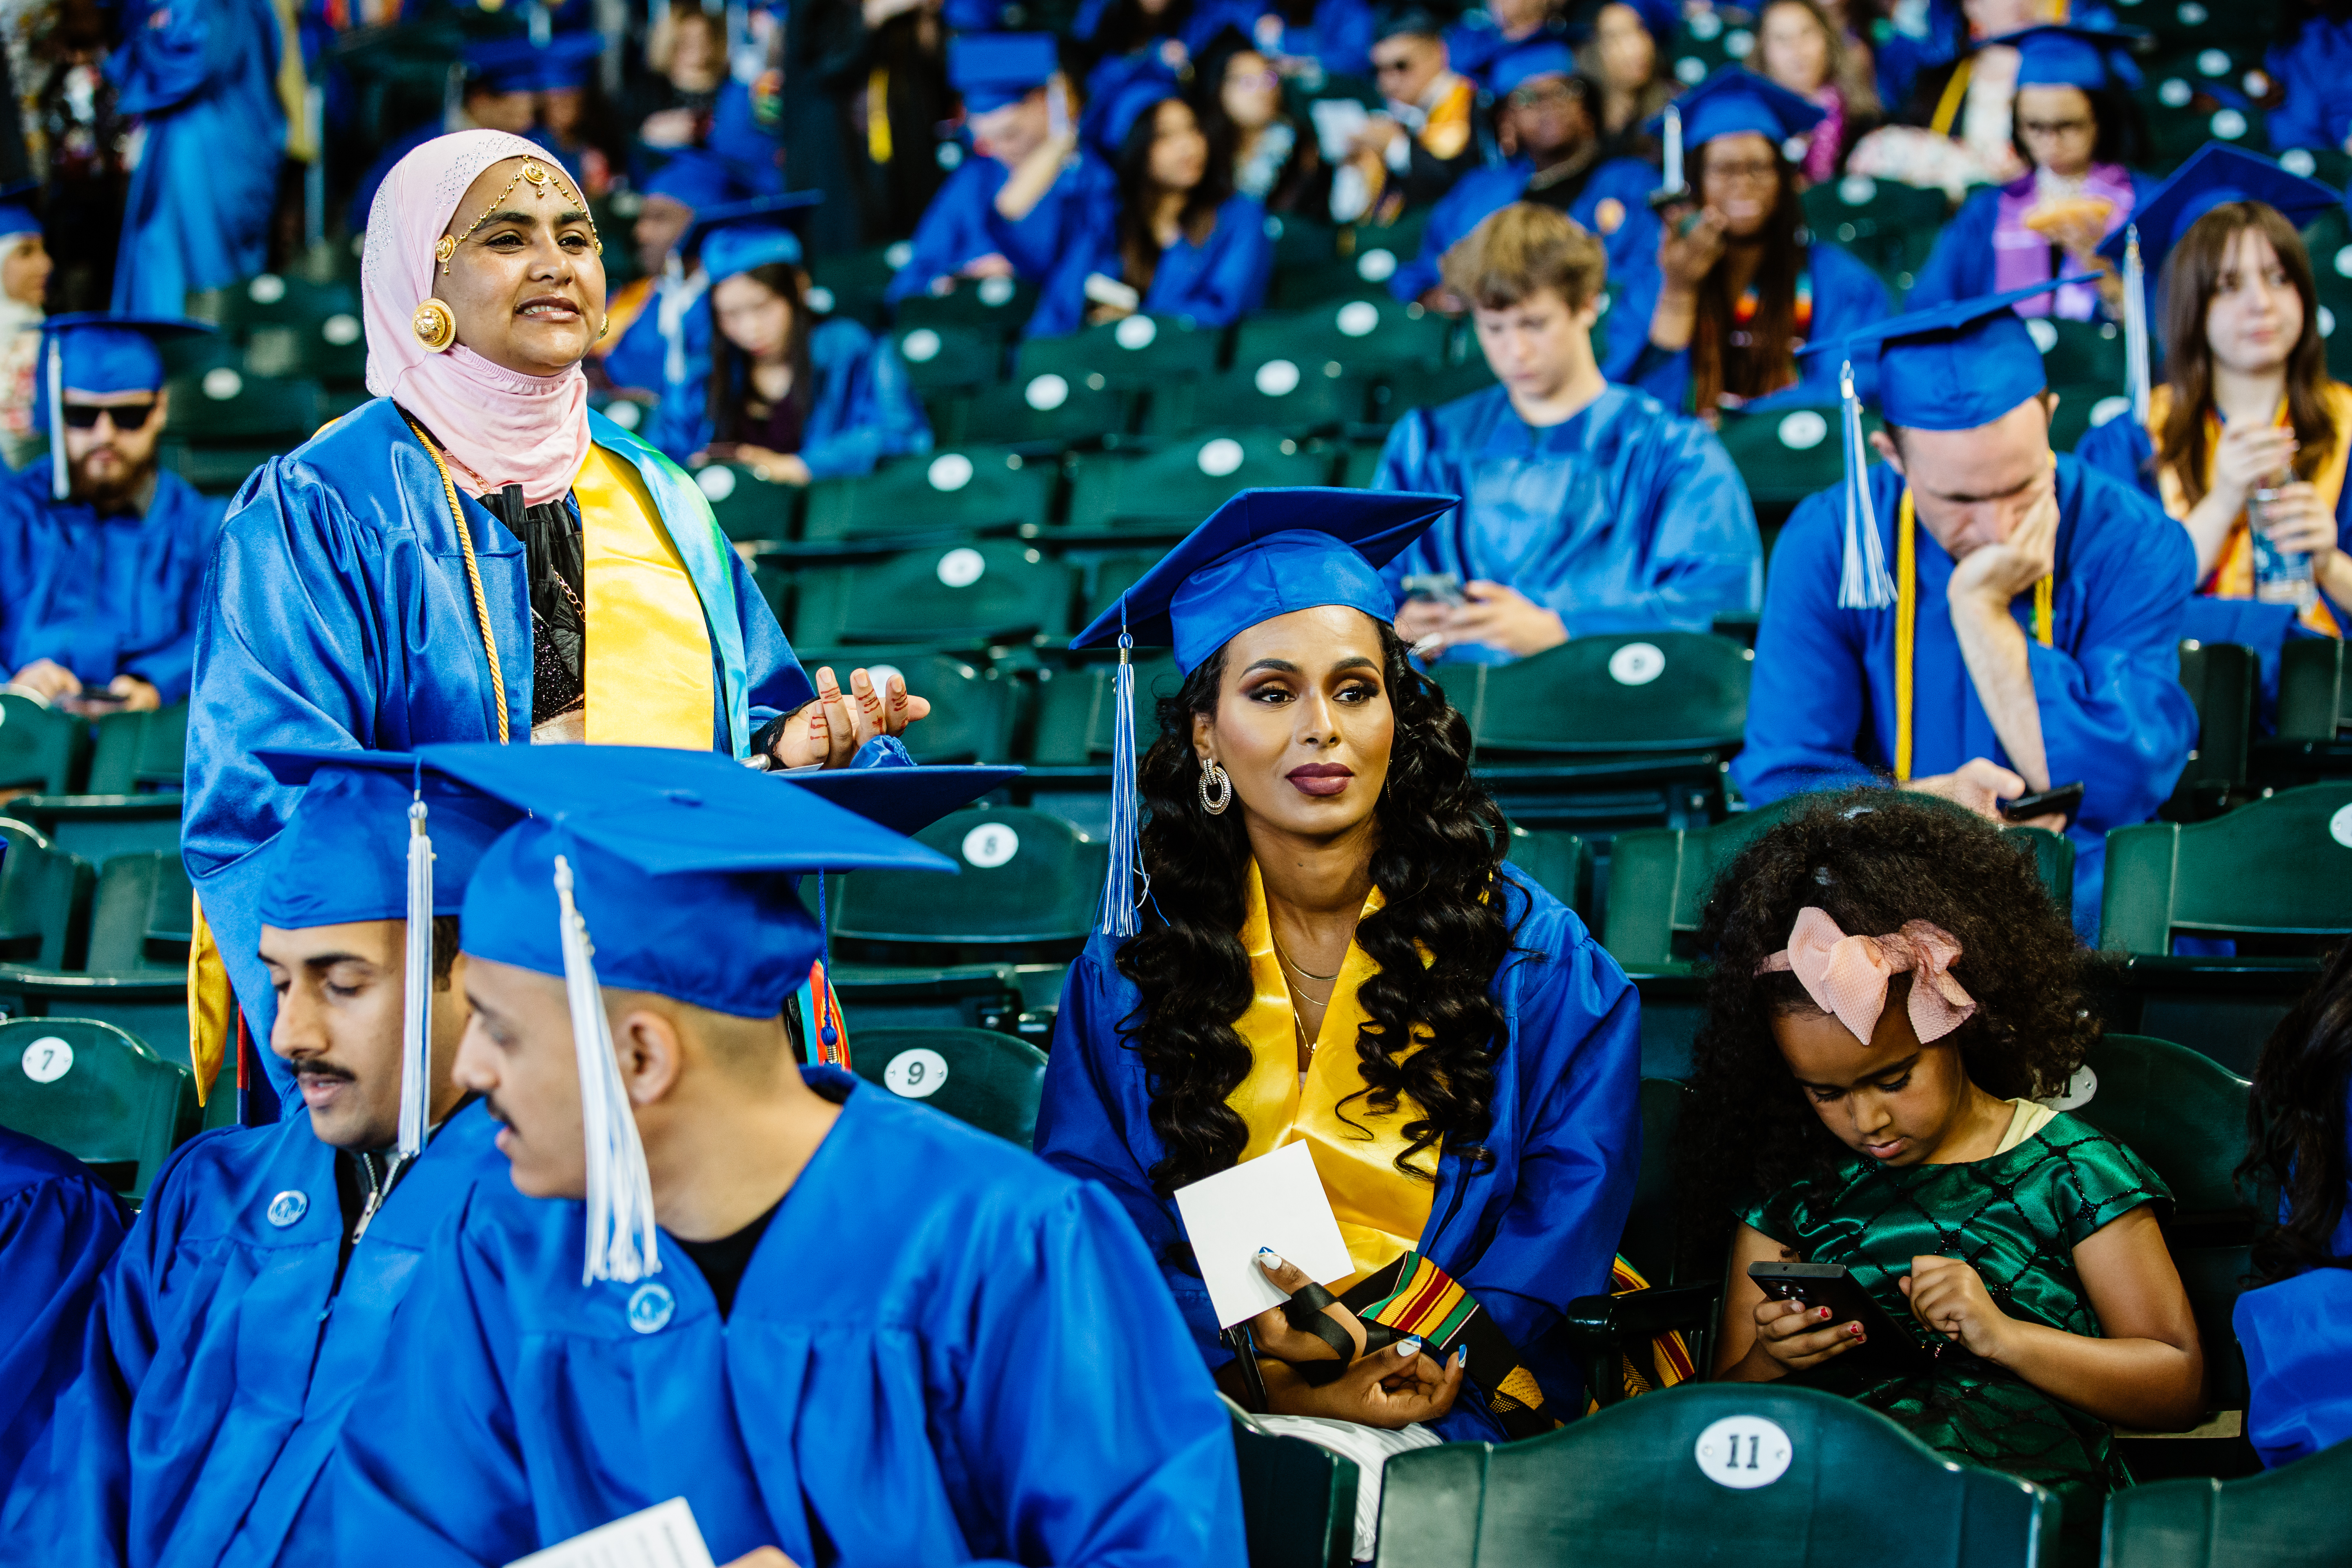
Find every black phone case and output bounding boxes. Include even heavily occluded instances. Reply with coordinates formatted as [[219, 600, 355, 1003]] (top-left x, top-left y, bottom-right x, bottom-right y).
[[1747, 1261, 1931, 1372]]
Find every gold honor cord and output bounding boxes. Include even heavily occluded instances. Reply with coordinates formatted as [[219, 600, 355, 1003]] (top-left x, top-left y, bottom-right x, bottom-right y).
[[400, 412, 511, 743], [1893, 488, 2054, 783]]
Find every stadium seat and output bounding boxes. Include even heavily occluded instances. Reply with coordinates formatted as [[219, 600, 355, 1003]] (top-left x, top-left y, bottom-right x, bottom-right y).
[[1026, 653, 1181, 767], [1371, 1383, 2056, 1568], [894, 277, 1040, 335], [0, 1016, 198, 1200], [688, 463, 799, 544], [2255, 637, 2352, 787], [1143, 361, 1372, 438], [1437, 634, 1750, 756], [1061, 432, 1332, 537], [2028, 316, 2127, 388], [11, 795, 185, 863], [212, 271, 358, 338], [1799, 175, 1947, 292], [847, 1025, 1047, 1147], [165, 370, 324, 445], [803, 245, 901, 328], [1711, 405, 1852, 512], [1503, 825, 1592, 917], [2100, 1434, 2352, 1567], [828, 804, 1107, 963], [1233, 296, 1453, 378], [1229, 1404, 1360, 1568], [933, 373, 1136, 448], [83, 851, 194, 975], [800, 448, 1056, 546], [786, 540, 1075, 647], [86, 704, 189, 795], [891, 322, 1004, 396], [1014, 314, 1227, 391], [0, 692, 91, 795], [829, 962, 1028, 1034], [2170, 639, 2256, 818], [1074, 549, 1168, 625], [1368, 355, 1499, 428], [0, 818, 93, 970]]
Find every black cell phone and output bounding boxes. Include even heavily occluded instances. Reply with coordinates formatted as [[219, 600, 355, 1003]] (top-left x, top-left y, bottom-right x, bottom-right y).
[[1747, 1261, 1926, 1370], [1399, 572, 1464, 606], [1646, 185, 1694, 212], [1998, 781, 2085, 826]]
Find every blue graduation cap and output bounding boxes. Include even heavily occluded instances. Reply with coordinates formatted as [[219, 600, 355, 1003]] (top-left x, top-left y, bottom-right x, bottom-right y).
[[688, 189, 826, 276], [641, 149, 741, 214], [1090, 75, 1182, 159], [1068, 487, 1455, 935], [1996, 24, 2144, 91], [708, 79, 787, 196], [253, 747, 524, 1158], [2096, 144, 2342, 427], [0, 180, 39, 243], [1491, 40, 1578, 100], [464, 37, 557, 95], [1655, 67, 1824, 149], [943, 0, 1011, 29], [34, 312, 213, 503], [777, 764, 1024, 835], [950, 32, 1060, 114], [423, 743, 959, 1284], [1800, 278, 2086, 608]]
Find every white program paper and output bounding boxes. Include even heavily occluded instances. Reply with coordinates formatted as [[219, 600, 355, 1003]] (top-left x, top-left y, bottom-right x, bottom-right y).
[[1172, 1140, 1353, 1329], [507, 1499, 717, 1568], [1307, 97, 1372, 162]]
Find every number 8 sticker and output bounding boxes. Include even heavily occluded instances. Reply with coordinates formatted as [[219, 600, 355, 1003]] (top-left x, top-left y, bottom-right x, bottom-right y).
[[1693, 1414, 1793, 1489]]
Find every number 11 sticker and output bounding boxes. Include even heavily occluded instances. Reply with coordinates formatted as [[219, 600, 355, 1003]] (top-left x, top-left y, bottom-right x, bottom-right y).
[[1693, 1415, 1793, 1489]]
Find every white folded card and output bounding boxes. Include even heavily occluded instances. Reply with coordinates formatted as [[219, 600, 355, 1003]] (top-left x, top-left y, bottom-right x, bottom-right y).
[[1173, 1139, 1354, 1329], [508, 1499, 717, 1568]]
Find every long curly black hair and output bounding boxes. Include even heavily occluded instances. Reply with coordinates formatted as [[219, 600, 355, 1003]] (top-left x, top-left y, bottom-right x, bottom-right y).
[[2242, 937, 2352, 1280], [1679, 793, 2099, 1243], [1113, 616, 1515, 1196]]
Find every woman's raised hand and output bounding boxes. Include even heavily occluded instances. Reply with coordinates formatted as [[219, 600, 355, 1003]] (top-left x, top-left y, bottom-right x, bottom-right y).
[[769, 666, 933, 768], [2211, 422, 2299, 514], [1247, 1252, 1369, 1363], [1656, 207, 1728, 292], [1750, 1296, 1868, 1372]]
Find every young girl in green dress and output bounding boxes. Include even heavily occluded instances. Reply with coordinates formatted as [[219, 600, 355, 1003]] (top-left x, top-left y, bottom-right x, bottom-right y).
[[1683, 795, 2204, 1543]]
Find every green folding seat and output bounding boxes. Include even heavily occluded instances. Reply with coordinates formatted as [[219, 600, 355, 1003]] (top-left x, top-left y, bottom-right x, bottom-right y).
[[0, 1017, 196, 1200], [828, 805, 1107, 963], [1013, 313, 1225, 391], [1711, 405, 1853, 511], [1371, 357, 1498, 428], [13, 795, 184, 864], [893, 276, 1039, 335], [1026, 654, 1183, 765], [812, 650, 1018, 762], [1503, 825, 1592, 917], [1265, 212, 1341, 269], [84, 851, 195, 975], [1145, 359, 1370, 437], [1338, 442, 1385, 488], [2027, 316, 2127, 387], [1233, 296, 1452, 377], [891, 322, 1004, 395], [1074, 549, 1166, 625], [165, 370, 324, 445], [247, 306, 368, 387], [787, 540, 1075, 647], [1372, 1383, 2056, 1568], [86, 704, 189, 795], [2257, 636, 2352, 788], [2100, 1432, 2352, 1567], [801, 448, 1055, 546], [1798, 175, 1948, 292], [0, 818, 94, 970], [803, 244, 903, 327], [212, 271, 359, 338], [1061, 432, 1332, 537], [1228, 1404, 1360, 1568], [828, 962, 1026, 1033], [687, 462, 800, 544], [2171, 639, 2255, 817], [848, 1025, 1048, 1147], [161, 444, 284, 495], [1437, 634, 1751, 757], [935, 372, 1136, 447], [1274, 251, 1415, 308], [0, 692, 90, 795]]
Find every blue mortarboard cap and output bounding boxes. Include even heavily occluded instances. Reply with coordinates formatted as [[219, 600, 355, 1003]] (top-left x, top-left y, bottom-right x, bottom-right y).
[[943, 0, 1010, 29], [0, 180, 38, 243], [464, 38, 552, 94], [951, 33, 1060, 113], [2096, 143, 2341, 273], [779, 764, 1024, 835], [1654, 67, 1825, 147], [1491, 40, 1577, 99], [1996, 24, 2143, 91], [641, 149, 739, 213], [707, 80, 785, 195], [686, 189, 825, 274], [1093, 76, 1182, 158], [35, 313, 213, 501]]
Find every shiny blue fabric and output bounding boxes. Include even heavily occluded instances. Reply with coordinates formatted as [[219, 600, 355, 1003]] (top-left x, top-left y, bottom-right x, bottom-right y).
[[332, 1075, 1246, 1566], [1373, 381, 1761, 660], [1617, 241, 1893, 412], [0, 1127, 126, 1501], [0, 1105, 506, 1568], [185, 399, 815, 1104], [596, 272, 713, 405], [648, 317, 933, 479], [107, 0, 285, 313], [256, 765, 519, 930], [2264, 18, 2352, 151], [1730, 456, 2197, 935], [1025, 193, 1273, 339], [885, 152, 1118, 303], [1385, 154, 1661, 325], [0, 461, 225, 703], [1034, 867, 1642, 1440], [2236, 1113, 2352, 1468], [1907, 172, 2158, 318]]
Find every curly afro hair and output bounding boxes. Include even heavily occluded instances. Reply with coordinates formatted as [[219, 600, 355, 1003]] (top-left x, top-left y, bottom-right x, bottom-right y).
[[1678, 791, 2098, 1254]]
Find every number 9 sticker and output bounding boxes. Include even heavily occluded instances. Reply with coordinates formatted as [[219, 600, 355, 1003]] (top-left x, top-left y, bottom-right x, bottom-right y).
[[1693, 1414, 1793, 1489], [884, 1048, 950, 1100]]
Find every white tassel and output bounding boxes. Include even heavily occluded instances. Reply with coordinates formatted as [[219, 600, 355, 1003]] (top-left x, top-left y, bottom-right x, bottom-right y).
[[397, 797, 434, 1160], [555, 854, 660, 1285], [2123, 224, 2151, 427], [1836, 361, 1896, 610], [46, 336, 64, 503], [1099, 629, 1141, 937], [1661, 105, 1685, 194]]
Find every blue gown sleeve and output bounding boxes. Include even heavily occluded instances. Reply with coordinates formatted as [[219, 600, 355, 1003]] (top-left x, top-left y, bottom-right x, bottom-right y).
[[1551, 413, 1762, 637], [2236, 1263, 2352, 1468], [1177, 198, 1274, 328], [1024, 219, 1118, 340], [2070, 414, 2159, 501], [798, 323, 934, 481], [0, 1163, 127, 1503], [1904, 188, 1997, 311], [887, 159, 999, 303], [2263, 21, 2352, 151], [1727, 490, 1885, 803], [107, 0, 227, 116], [115, 485, 226, 704], [733, 543, 815, 728]]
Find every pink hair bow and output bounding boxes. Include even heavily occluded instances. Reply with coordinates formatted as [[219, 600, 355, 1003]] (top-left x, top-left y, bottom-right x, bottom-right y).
[[1756, 906, 1977, 1047]]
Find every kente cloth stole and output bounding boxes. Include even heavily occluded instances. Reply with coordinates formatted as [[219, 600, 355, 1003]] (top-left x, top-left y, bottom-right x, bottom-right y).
[[572, 445, 717, 747], [2148, 382, 2350, 637], [1892, 486, 2055, 781]]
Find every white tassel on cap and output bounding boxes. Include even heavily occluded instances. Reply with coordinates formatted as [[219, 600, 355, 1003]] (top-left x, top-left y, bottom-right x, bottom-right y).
[[46, 336, 64, 503], [2123, 224, 2151, 427], [554, 853, 660, 1285], [1661, 105, 1685, 195], [397, 797, 434, 1160], [1098, 622, 1141, 937], [1836, 360, 1895, 610]]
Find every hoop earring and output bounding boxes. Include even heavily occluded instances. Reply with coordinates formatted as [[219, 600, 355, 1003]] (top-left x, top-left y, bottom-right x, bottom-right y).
[[412, 298, 456, 353], [1198, 758, 1231, 815]]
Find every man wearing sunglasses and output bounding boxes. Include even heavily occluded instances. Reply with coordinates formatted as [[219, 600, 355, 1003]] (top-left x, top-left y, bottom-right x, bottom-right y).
[[0, 313, 226, 715], [1330, 7, 1480, 223]]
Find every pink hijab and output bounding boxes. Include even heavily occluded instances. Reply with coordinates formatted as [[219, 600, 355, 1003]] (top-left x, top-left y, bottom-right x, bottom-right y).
[[362, 129, 593, 506]]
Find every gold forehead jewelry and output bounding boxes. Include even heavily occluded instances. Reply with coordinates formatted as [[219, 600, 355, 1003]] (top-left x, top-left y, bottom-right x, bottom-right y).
[[437, 158, 604, 274]]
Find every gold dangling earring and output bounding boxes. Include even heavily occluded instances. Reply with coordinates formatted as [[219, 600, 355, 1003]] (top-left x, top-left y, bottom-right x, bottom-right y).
[[596, 314, 610, 341], [1198, 758, 1231, 815], [412, 298, 456, 353]]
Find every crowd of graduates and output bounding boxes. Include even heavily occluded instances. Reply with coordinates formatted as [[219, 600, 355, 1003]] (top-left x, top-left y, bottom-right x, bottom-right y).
[[0, 0, 2351, 1561]]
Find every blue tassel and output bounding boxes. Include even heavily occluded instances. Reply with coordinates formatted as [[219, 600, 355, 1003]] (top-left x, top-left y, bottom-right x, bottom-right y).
[[1100, 620, 1141, 937], [1835, 360, 1895, 611]]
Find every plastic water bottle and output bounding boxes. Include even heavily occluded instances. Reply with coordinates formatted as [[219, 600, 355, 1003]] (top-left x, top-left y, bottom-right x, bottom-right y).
[[2249, 488, 2318, 608]]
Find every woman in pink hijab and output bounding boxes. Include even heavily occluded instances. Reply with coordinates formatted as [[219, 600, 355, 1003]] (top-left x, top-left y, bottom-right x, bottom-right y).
[[182, 130, 933, 1100]]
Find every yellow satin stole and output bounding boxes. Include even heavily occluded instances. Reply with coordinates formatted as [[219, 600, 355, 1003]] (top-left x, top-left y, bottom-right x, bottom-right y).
[[573, 445, 717, 747], [2147, 383, 2350, 638], [1227, 861, 1435, 1292]]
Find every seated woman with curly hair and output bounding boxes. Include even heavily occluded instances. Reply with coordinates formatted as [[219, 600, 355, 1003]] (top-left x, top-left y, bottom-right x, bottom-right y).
[[1035, 488, 1643, 1479], [1685, 794, 2203, 1550]]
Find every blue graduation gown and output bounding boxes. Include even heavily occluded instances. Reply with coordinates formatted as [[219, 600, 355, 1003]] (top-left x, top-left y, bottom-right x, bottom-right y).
[[1372, 381, 1761, 661], [2265, 18, 2352, 151], [1616, 241, 1893, 409], [1729, 456, 2197, 935], [108, 0, 286, 314], [184, 399, 814, 1102], [0, 464, 226, 704], [0, 1128, 127, 1501], [0, 1105, 506, 1568], [595, 272, 713, 406], [331, 1074, 1245, 1566], [1025, 193, 1274, 339], [886, 152, 1119, 304], [1905, 172, 2158, 317], [1033, 867, 1643, 1442], [648, 318, 933, 479], [2235, 1128, 2352, 1468]]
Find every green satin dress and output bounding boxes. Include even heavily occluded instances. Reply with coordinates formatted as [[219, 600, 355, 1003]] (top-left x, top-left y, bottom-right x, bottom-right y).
[[1738, 1112, 2170, 1533]]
